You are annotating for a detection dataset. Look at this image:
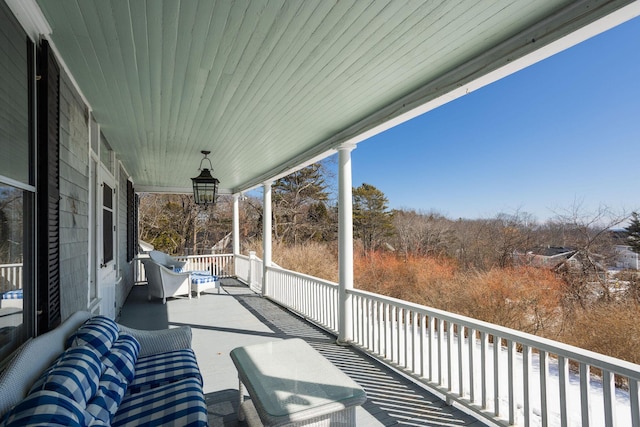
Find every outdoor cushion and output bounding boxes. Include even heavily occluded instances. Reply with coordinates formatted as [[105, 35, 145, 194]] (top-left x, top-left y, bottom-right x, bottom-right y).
[[191, 272, 218, 284], [85, 366, 128, 425], [128, 348, 202, 393], [66, 316, 119, 357], [0, 290, 22, 300], [104, 333, 140, 384], [1, 390, 87, 427], [112, 377, 207, 427], [28, 346, 102, 408]]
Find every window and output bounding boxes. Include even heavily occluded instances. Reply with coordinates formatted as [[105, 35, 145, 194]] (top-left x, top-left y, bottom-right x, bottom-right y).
[[103, 183, 114, 265], [0, 1, 34, 359]]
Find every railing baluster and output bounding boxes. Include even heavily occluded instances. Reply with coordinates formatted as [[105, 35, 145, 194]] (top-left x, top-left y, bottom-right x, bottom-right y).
[[508, 340, 515, 425], [458, 324, 464, 397], [438, 318, 445, 386], [603, 370, 616, 427], [367, 297, 372, 351], [446, 322, 453, 391], [428, 315, 435, 382], [384, 302, 389, 357], [412, 311, 419, 373], [447, 321, 453, 391], [630, 378, 639, 427], [391, 305, 397, 364], [523, 344, 531, 427], [539, 350, 548, 427], [469, 328, 475, 403], [371, 301, 380, 354], [559, 355, 569, 427], [494, 335, 500, 416], [420, 314, 426, 378], [404, 308, 410, 369], [481, 331, 488, 410], [579, 362, 590, 427]]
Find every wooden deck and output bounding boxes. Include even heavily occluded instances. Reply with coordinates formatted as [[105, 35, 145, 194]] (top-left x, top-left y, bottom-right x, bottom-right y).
[[118, 278, 486, 426]]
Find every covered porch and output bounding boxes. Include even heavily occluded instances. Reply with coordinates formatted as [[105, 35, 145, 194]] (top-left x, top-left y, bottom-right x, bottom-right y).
[[118, 277, 483, 427], [2, 0, 640, 426]]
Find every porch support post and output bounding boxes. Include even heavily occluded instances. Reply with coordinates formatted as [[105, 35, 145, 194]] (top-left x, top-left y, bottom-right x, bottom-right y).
[[262, 181, 273, 297], [232, 194, 240, 255], [337, 143, 356, 345], [232, 193, 240, 276]]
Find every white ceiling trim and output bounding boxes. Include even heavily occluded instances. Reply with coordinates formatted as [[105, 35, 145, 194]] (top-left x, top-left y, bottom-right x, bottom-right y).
[[5, 0, 50, 41]]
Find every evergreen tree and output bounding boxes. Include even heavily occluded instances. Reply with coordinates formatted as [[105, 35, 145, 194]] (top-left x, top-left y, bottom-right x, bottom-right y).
[[272, 163, 329, 244], [626, 212, 640, 254], [353, 183, 393, 253]]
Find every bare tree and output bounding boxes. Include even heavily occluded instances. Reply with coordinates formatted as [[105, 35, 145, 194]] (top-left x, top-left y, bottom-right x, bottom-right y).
[[392, 209, 454, 257], [549, 201, 628, 304]]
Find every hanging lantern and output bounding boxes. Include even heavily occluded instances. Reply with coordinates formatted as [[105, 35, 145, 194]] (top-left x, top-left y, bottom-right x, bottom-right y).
[[191, 150, 219, 209]]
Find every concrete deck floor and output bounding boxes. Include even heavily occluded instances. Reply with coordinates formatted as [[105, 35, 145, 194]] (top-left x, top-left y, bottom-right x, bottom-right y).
[[118, 278, 486, 426]]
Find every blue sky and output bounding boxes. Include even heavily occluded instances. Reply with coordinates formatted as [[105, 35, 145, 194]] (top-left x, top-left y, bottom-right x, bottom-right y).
[[349, 16, 640, 222]]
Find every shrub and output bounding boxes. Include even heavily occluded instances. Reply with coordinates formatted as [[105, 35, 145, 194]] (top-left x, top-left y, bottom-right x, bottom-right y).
[[560, 301, 640, 364]]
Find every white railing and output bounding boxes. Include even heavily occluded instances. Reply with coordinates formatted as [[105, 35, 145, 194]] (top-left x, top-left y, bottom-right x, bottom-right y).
[[267, 266, 339, 334], [262, 263, 640, 427], [235, 254, 250, 283], [175, 254, 234, 277], [0, 263, 22, 292], [234, 253, 263, 293]]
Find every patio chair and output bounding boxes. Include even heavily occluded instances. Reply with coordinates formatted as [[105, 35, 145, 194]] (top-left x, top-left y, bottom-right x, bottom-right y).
[[148, 250, 187, 271], [141, 258, 191, 304]]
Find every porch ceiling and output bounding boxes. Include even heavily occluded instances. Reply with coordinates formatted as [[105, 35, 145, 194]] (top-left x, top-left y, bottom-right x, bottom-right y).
[[31, 0, 638, 194]]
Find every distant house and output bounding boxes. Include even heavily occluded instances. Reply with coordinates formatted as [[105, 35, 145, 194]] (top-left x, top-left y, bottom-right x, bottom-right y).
[[613, 245, 640, 270], [610, 230, 640, 270], [514, 247, 577, 269]]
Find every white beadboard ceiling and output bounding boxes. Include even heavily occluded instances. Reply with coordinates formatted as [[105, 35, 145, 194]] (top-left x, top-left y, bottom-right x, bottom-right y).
[[31, 0, 638, 194]]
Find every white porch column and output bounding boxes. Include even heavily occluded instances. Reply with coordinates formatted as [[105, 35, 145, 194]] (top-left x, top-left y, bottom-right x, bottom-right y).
[[232, 194, 240, 277], [262, 181, 273, 297], [232, 194, 240, 255], [337, 143, 356, 345]]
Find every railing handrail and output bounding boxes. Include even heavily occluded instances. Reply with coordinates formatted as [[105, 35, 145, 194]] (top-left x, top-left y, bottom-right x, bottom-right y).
[[0, 263, 23, 268], [349, 287, 640, 380], [266, 264, 337, 289], [175, 254, 231, 259]]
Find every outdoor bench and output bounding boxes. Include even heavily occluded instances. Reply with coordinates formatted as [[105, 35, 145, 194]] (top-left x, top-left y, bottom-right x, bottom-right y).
[[0, 311, 208, 426]]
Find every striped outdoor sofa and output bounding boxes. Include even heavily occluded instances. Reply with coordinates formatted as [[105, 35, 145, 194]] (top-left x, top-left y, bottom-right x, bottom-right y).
[[0, 312, 208, 426]]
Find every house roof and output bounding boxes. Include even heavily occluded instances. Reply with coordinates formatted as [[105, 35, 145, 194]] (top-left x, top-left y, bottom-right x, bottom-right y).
[[14, 0, 640, 194]]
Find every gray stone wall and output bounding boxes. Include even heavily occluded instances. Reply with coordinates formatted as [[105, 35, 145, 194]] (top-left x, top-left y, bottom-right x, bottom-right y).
[[58, 71, 90, 320]]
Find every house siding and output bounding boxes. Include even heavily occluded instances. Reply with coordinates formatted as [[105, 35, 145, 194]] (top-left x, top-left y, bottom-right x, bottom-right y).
[[58, 70, 90, 319]]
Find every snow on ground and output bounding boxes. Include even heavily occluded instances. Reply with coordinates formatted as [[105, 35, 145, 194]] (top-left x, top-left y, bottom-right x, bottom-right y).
[[434, 335, 633, 426]]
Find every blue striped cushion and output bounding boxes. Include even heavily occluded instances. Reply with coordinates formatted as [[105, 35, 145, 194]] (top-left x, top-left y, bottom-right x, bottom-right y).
[[65, 316, 119, 357], [113, 377, 207, 427], [85, 366, 128, 425], [104, 333, 140, 384], [3, 390, 87, 426], [129, 349, 202, 393], [29, 346, 103, 407], [1, 289, 22, 300]]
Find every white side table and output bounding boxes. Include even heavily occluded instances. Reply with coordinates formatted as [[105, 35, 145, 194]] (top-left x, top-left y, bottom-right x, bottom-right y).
[[230, 338, 366, 426]]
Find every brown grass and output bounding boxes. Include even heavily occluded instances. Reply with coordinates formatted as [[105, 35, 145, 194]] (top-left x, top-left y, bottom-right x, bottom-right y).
[[244, 240, 338, 282], [243, 242, 637, 363]]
